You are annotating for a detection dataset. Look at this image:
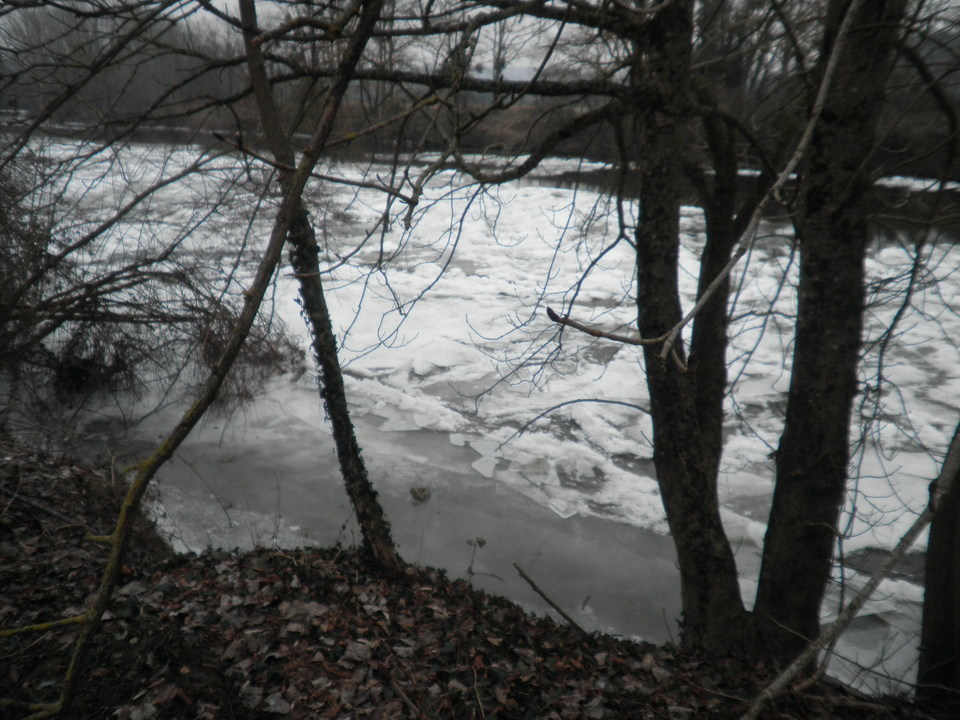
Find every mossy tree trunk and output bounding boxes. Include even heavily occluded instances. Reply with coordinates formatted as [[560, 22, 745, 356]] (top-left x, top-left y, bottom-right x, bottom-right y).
[[239, 0, 403, 573]]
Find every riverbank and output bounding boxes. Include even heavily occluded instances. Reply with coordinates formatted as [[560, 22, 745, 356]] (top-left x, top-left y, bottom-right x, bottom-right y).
[[0, 437, 932, 719]]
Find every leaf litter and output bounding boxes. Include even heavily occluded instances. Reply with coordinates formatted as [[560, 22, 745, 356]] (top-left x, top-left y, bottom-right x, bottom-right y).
[[0, 437, 929, 719]]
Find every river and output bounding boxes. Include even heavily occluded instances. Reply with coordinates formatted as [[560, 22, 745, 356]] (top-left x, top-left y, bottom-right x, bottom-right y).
[[59, 154, 958, 697]]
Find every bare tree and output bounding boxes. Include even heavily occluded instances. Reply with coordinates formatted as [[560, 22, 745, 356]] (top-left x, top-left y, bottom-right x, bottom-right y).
[[919, 440, 960, 710], [0, 1, 300, 438], [753, 0, 910, 662], [233, 0, 403, 573], [1, 1, 401, 713], [4, 5, 958, 715], [348, 0, 944, 669], [442, 0, 906, 661], [743, 419, 960, 720]]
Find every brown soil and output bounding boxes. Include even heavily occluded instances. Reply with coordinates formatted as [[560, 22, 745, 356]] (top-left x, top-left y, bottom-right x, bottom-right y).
[[0, 438, 935, 719]]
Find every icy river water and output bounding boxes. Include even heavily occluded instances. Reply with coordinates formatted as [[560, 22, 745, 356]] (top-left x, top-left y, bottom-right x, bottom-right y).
[[58, 148, 960, 697]]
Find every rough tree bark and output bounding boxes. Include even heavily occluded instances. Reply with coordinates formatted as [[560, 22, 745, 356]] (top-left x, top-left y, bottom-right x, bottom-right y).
[[753, 0, 908, 663], [629, 0, 749, 653], [743, 420, 960, 720], [238, 0, 404, 574], [919, 422, 960, 708], [627, 0, 909, 661]]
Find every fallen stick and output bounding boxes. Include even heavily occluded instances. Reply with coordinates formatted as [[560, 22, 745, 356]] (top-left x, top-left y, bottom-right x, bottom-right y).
[[513, 562, 588, 636]]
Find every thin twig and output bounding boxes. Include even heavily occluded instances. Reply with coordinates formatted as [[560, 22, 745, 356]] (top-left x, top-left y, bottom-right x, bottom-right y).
[[546, 306, 662, 346], [497, 397, 649, 452], [0, 612, 90, 639], [390, 679, 421, 717], [1, 491, 77, 526], [214, 131, 416, 204], [471, 667, 486, 719], [0, 471, 21, 518], [513, 562, 588, 636]]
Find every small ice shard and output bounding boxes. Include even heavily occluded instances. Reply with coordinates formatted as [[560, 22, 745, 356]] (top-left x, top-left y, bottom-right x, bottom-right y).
[[469, 439, 499, 456], [412, 357, 435, 376], [413, 413, 433, 428], [449, 433, 466, 447], [547, 498, 577, 519], [472, 456, 498, 478]]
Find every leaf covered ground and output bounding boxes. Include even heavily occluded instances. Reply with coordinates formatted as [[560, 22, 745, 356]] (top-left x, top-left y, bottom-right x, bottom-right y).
[[0, 438, 937, 719]]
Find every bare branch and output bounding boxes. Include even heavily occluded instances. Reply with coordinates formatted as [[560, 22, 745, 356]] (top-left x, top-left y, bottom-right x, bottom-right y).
[[214, 131, 416, 203], [453, 102, 622, 185], [545, 305, 663, 346], [513, 562, 589, 637], [657, 0, 868, 363]]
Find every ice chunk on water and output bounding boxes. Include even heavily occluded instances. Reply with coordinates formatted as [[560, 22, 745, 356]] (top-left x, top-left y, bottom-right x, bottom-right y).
[[469, 439, 500, 456], [472, 456, 498, 478], [412, 357, 438, 376], [413, 413, 433, 428], [379, 417, 419, 432], [546, 496, 577, 519]]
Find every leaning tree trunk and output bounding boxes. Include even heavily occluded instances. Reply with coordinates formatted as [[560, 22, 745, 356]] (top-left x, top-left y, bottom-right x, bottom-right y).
[[753, 0, 908, 663], [285, 208, 404, 573], [918, 422, 960, 708], [631, 0, 749, 653], [239, 0, 403, 574]]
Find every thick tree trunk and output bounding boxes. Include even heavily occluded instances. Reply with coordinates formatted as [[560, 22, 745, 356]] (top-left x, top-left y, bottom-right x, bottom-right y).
[[918, 423, 960, 709], [632, 0, 748, 653], [689, 100, 740, 480], [753, 0, 907, 663]]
